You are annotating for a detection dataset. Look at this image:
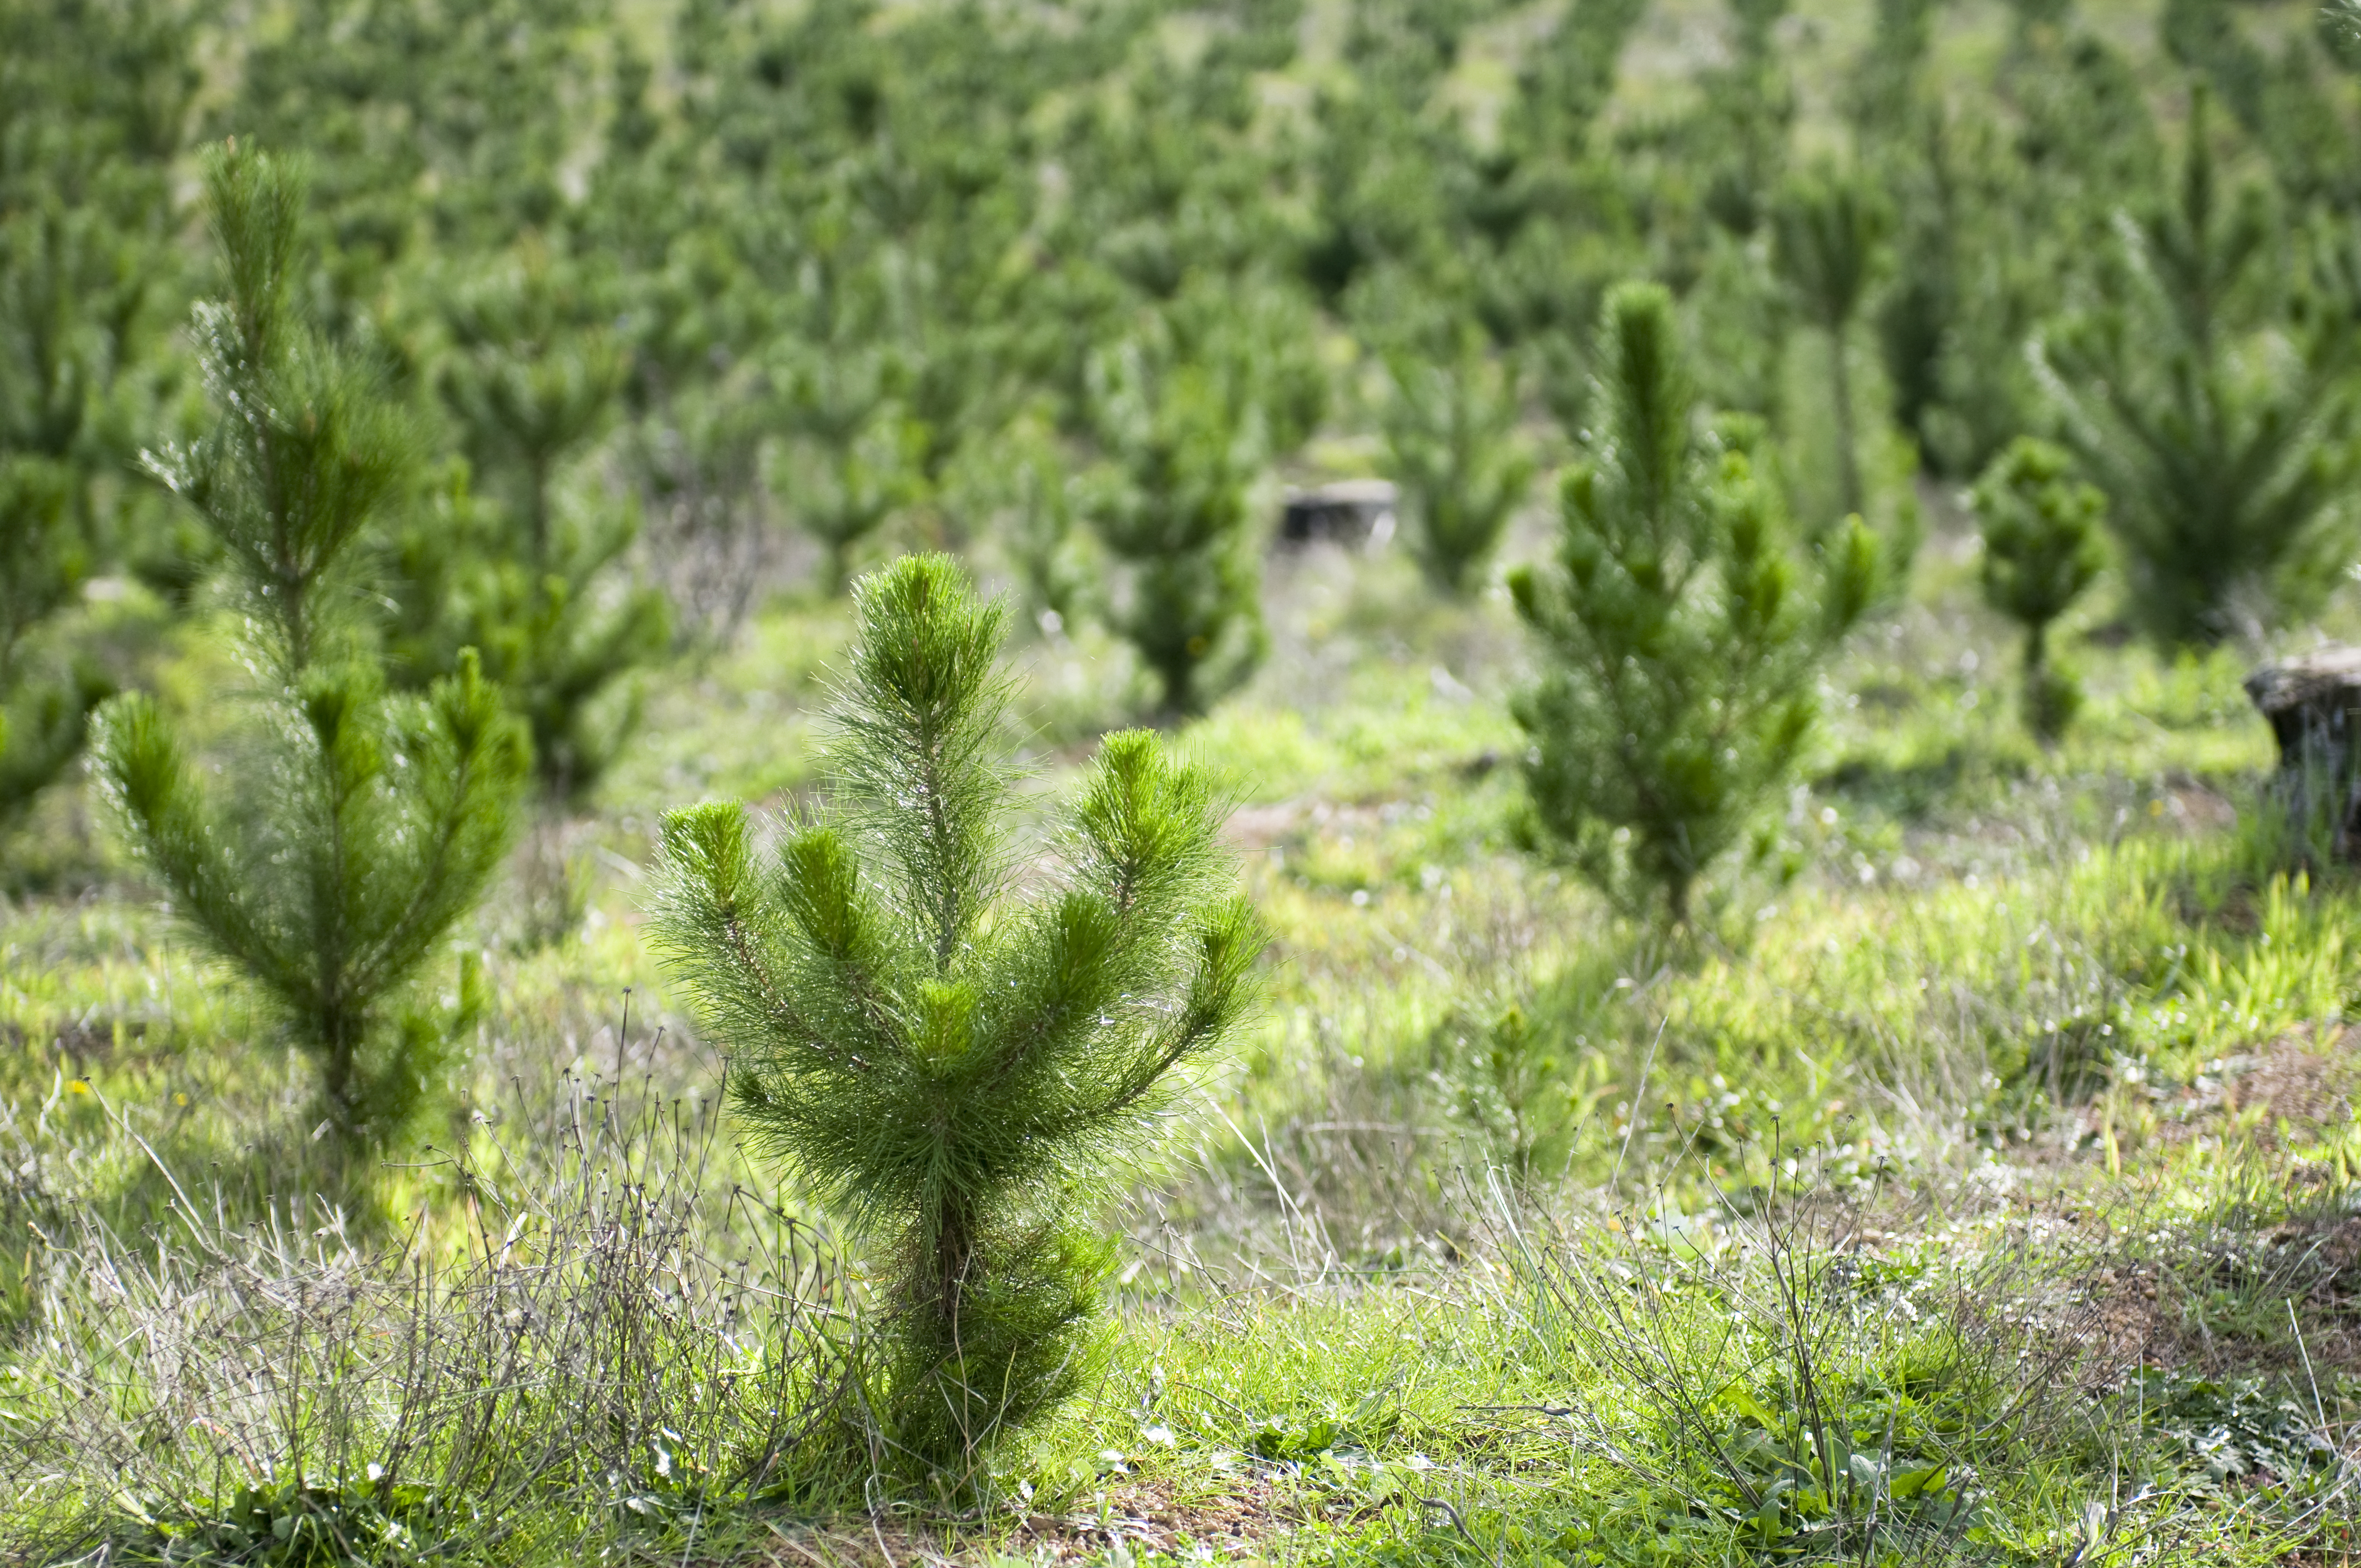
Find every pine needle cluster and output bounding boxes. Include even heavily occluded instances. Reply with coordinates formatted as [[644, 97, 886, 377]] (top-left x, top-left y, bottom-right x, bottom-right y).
[[654, 554, 1263, 1469], [1510, 282, 1877, 926], [92, 144, 528, 1150]]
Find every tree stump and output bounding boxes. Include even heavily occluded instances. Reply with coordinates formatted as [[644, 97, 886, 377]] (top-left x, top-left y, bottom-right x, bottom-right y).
[[1279, 479, 1397, 548], [2243, 645, 2361, 858]]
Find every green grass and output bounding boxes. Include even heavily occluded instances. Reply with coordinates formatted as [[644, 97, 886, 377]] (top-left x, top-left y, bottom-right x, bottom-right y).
[[6, 11, 2359, 1547], [18, 0, 2361, 1555], [11, 508, 2361, 1562]]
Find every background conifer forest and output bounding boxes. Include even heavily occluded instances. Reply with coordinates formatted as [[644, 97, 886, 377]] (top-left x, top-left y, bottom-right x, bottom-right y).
[[28, 0, 2361, 1560]]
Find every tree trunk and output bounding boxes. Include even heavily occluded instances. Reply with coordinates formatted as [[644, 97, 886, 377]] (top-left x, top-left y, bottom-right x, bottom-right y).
[[2245, 645, 2361, 858]]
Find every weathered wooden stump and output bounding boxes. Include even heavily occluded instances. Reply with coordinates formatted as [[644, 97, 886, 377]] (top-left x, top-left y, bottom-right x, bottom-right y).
[[2244, 645, 2361, 857], [1280, 479, 1397, 548]]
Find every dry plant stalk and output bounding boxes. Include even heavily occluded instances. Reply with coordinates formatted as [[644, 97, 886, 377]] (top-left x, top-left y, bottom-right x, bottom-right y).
[[0, 1076, 867, 1562]]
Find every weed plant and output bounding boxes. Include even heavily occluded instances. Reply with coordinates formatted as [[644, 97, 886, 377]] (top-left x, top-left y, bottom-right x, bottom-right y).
[[0, 1071, 865, 1564]]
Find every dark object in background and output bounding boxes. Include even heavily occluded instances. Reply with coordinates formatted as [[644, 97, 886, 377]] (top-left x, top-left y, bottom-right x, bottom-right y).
[[1280, 479, 1397, 548], [2246, 645, 2361, 857]]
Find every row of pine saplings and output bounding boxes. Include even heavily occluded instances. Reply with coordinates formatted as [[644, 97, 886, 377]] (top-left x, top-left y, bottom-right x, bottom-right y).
[[89, 143, 2122, 1468]]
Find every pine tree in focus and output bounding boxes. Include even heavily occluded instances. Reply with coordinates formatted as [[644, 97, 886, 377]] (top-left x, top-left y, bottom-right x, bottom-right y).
[[92, 144, 527, 1151], [1510, 283, 1877, 925], [653, 554, 1261, 1468]]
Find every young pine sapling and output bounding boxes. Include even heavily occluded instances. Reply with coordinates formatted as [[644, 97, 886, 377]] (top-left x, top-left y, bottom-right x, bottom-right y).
[[0, 208, 128, 833], [92, 145, 528, 1150], [654, 555, 1262, 1469], [0, 461, 106, 833], [995, 420, 1092, 635], [1081, 332, 1267, 716], [1972, 437, 2106, 743], [1510, 283, 1877, 926], [1380, 340, 1538, 596], [773, 343, 928, 598], [1771, 166, 1889, 520], [397, 245, 670, 807], [2035, 88, 2357, 648]]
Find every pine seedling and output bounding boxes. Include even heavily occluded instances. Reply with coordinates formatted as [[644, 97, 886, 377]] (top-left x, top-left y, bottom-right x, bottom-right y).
[[2035, 89, 2357, 648], [398, 247, 671, 806], [1771, 166, 1890, 520], [995, 420, 1091, 634], [0, 207, 129, 833], [92, 144, 528, 1150], [1080, 334, 1266, 717], [1379, 339, 1538, 596], [1876, 109, 2054, 480], [653, 555, 1262, 1469], [437, 245, 626, 561], [1510, 283, 1877, 925], [0, 459, 108, 829], [773, 343, 927, 596], [1972, 437, 2105, 743]]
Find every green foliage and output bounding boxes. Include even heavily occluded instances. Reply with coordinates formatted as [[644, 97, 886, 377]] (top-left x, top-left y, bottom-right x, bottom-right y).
[[390, 247, 669, 807], [0, 187, 175, 834], [435, 245, 625, 558], [122, 1476, 446, 1567], [1378, 340, 1537, 596], [1509, 284, 1875, 925], [653, 555, 1263, 1469], [1080, 325, 1269, 717], [1511, 0, 1653, 165], [1877, 111, 2054, 480], [771, 329, 928, 597], [0, 458, 106, 831], [2166, 0, 2358, 213], [990, 419, 1091, 633], [1430, 1000, 1616, 1184], [1848, 0, 1938, 137], [2129, 1366, 2337, 1496], [22, 1, 2361, 1556], [1771, 165, 1890, 520], [2036, 89, 2358, 649], [1518, 1207, 2012, 1562], [92, 145, 527, 1150], [1973, 437, 2106, 743]]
